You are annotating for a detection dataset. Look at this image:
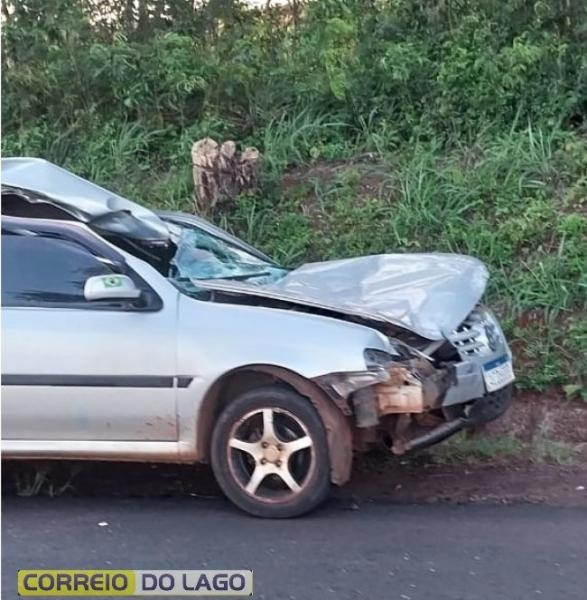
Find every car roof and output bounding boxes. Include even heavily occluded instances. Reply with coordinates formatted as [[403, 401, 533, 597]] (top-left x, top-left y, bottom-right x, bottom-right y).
[[1, 157, 169, 239], [1, 215, 125, 263], [1, 158, 278, 266]]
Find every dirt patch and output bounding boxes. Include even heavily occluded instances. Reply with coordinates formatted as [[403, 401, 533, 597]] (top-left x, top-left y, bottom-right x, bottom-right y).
[[281, 157, 396, 231], [278, 159, 398, 246], [3, 393, 586, 507], [475, 390, 587, 444], [280, 155, 386, 193], [346, 452, 587, 507], [349, 390, 587, 507], [3, 452, 586, 508]]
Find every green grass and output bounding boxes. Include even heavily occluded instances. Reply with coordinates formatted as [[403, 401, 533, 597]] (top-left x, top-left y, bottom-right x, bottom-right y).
[[531, 438, 578, 466], [222, 125, 587, 393], [435, 433, 579, 466], [435, 434, 525, 464], [258, 109, 353, 175], [12, 464, 83, 497]]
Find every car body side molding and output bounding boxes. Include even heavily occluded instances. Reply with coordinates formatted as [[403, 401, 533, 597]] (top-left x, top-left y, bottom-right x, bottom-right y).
[[1, 374, 193, 388]]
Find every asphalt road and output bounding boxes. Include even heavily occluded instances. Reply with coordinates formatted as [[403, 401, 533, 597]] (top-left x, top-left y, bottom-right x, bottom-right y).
[[3, 497, 586, 600]]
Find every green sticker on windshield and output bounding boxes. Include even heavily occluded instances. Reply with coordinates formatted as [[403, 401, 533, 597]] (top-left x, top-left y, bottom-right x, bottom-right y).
[[103, 276, 123, 288]]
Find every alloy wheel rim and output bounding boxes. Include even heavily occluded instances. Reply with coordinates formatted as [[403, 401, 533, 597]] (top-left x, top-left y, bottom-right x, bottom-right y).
[[227, 407, 315, 503]]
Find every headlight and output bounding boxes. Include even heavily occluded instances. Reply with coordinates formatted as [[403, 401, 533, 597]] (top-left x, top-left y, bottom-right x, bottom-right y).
[[314, 366, 390, 399], [364, 348, 398, 368], [329, 368, 390, 398], [314, 348, 406, 401], [481, 309, 505, 352]]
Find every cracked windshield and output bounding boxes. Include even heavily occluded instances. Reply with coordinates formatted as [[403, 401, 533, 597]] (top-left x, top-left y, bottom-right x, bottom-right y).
[[168, 222, 288, 284]]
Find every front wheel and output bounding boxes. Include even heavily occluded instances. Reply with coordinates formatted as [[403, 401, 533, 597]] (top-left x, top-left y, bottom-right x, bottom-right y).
[[210, 385, 331, 518]]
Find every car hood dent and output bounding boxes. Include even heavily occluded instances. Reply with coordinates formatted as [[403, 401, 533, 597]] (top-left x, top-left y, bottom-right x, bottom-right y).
[[197, 253, 489, 340]]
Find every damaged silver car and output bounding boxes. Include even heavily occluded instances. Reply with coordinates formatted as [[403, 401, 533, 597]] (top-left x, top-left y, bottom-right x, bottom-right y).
[[1, 158, 514, 517]]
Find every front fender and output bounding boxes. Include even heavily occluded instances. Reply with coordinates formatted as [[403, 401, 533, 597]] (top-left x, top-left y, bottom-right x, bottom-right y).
[[177, 295, 393, 381], [193, 364, 354, 485]]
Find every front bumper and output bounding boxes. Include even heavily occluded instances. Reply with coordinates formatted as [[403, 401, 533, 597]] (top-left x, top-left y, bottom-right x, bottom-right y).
[[466, 383, 514, 425], [350, 307, 515, 454], [386, 384, 514, 455]]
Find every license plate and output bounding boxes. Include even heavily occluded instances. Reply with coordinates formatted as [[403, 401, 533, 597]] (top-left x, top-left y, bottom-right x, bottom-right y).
[[482, 355, 515, 392]]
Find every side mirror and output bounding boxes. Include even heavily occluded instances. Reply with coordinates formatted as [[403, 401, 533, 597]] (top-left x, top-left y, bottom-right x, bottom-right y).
[[84, 274, 142, 302]]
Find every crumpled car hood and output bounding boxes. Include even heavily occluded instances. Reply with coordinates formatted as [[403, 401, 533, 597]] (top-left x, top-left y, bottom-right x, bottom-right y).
[[197, 253, 489, 340]]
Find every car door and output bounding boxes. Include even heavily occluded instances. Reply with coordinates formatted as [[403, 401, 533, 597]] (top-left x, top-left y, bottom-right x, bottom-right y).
[[1, 219, 179, 444]]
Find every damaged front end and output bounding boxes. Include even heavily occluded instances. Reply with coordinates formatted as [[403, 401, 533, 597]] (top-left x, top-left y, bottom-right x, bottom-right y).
[[314, 307, 514, 456]]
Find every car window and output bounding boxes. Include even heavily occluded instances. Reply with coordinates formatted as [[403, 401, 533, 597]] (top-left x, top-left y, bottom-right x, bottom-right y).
[[1, 192, 76, 220], [1, 233, 115, 307]]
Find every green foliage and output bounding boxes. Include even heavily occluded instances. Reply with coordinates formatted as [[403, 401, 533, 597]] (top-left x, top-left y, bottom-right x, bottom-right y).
[[2, 0, 586, 392], [227, 128, 587, 390], [436, 434, 524, 464], [5, 0, 587, 150], [437, 433, 578, 466]]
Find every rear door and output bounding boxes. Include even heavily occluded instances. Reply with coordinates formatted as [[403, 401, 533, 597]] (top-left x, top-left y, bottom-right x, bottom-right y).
[[1, 220, 179, 442]]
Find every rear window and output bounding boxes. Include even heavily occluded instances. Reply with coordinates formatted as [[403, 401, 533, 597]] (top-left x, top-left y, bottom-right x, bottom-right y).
[[1, 193, 75, 220]]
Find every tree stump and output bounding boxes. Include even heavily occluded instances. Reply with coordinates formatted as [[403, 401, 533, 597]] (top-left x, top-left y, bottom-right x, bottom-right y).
[[191, 138, 261, 215]]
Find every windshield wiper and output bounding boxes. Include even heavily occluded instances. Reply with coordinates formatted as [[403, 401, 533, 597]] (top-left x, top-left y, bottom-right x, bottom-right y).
[[171, 272, 274, 283], [200, 271, 273, 281]]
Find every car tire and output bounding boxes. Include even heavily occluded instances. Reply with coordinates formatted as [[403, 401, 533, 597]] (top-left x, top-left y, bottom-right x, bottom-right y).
[[210, 385, 331, 518]]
